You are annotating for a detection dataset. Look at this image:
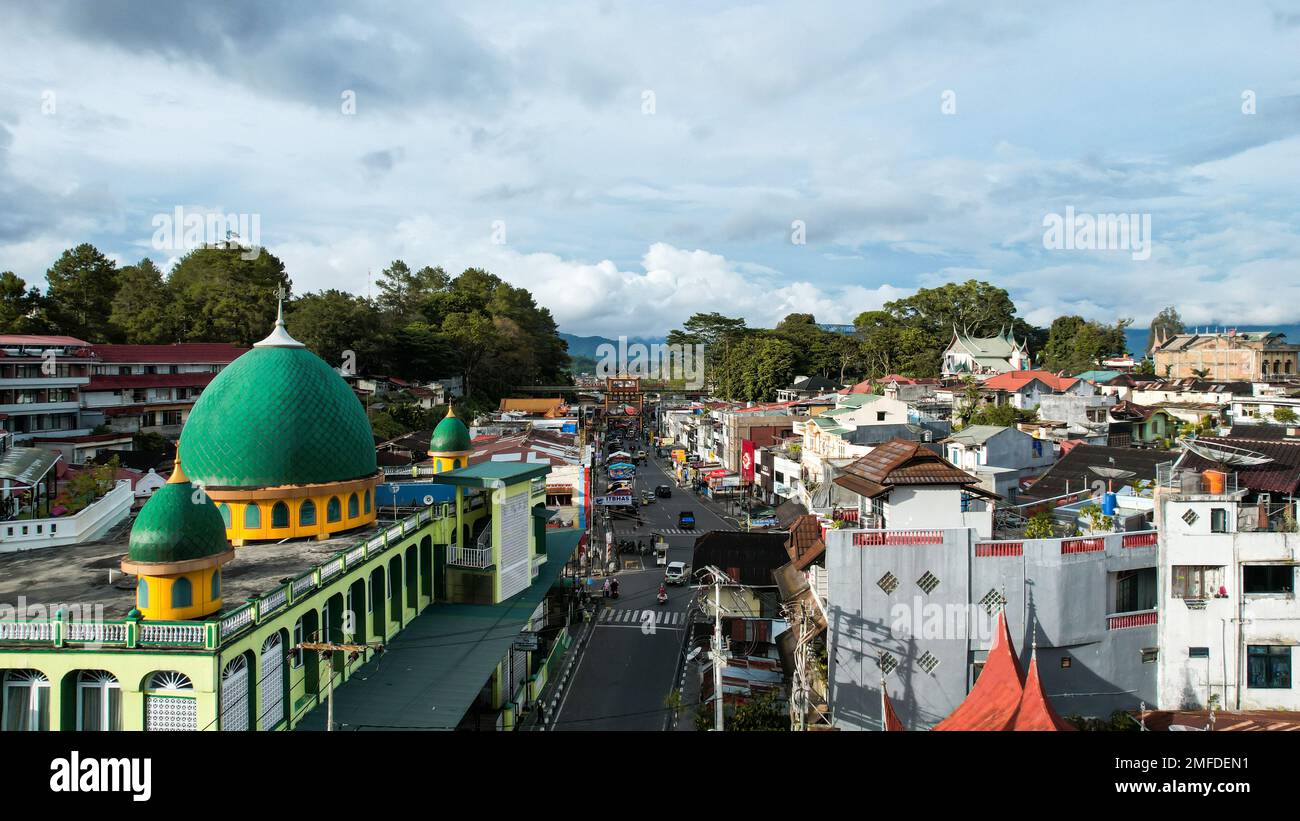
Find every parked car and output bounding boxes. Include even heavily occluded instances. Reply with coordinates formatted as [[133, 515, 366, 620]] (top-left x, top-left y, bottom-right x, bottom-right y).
[[678, 510, 695, 530], [664, 561, 688, 585], [655, 484, 672, 498]]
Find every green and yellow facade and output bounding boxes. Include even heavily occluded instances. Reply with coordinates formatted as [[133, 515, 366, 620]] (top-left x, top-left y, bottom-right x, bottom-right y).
[[0, 307, 576, 731]]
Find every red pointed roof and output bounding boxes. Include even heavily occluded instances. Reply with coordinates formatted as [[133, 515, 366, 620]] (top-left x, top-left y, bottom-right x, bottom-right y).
[[932, 609, 1025, 731], [882, 686, 905, 731], [1011, 650, 1076, 731]]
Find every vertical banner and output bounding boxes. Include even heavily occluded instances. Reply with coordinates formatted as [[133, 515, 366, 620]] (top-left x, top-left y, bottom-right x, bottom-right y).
[[741, 438, 755, 484]]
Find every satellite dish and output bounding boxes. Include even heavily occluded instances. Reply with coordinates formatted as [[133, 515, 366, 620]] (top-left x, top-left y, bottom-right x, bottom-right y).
[[1179, 437, 1273, 468], [1089, 466, 1136, 480]]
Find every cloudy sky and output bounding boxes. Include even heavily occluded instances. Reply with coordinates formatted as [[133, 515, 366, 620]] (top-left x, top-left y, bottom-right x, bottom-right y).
[[2, 1, 1299, 337]]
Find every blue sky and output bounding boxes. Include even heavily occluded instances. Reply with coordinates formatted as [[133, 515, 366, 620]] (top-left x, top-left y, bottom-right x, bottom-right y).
[[2, 1, 1299, 337]]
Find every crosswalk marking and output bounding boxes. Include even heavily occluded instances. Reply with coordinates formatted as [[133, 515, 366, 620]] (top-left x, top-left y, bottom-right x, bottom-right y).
[[613, 527, 734, 536], [599, 608, 687, 626]]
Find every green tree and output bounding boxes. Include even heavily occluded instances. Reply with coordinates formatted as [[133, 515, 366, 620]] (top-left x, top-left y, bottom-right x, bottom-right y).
[[289, 290, 384, 373], [440, 310, 501, 401], [773, 313, 837, 377], [167, 246, 290, 345], [1273, 406, 1297, 424], [1024, 511, 1056, 539], [1041, 316, 1132, 374], [0, 271, 50, 333], [111, 258, 174, 343], [969, 403, 1035, 427], [729, 692, 790, 731], [45, 243, 120, 341], [1147, 306, 1184, 354], [712, 333, 797, 401]]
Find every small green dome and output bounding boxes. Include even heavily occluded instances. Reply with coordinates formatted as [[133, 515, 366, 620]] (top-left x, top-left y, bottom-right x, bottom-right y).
[[180, 339, 377, 488], [430, 410, 471, 454], [128, 480, 229, 564]]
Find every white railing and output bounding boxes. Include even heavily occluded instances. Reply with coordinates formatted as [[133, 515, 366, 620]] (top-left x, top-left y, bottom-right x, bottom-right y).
[[345, 545, 366, 566], [0, 621, 54, 642], [220, 605, 254, 640], [319, 557, 344, 582], [66, 622, 128, 644], [0, 480, 134, 552], [447, 544, 493, 569], [258, 587, 288, 617], [139, 623, 206, 646], [292, 573, 317, 598], [367, 536, 386, 553]]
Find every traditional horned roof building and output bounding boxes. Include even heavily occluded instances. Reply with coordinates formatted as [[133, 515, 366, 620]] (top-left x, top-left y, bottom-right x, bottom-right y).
[[942, 326, 1032, 378]]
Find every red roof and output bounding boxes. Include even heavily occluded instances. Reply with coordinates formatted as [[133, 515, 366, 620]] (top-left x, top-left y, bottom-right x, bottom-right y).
[[0, 334, 89, 346], [1011, 651, 1076, 731], [88, 343, 246, 363], [982, 370, 1079, 393], [933, 610, 1025, 731], [882, 687, 905, 731], [85, 372, 217, 391]]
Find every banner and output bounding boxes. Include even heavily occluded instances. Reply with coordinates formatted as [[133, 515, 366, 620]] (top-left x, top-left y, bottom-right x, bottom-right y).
[[741, 439, 755, 484]]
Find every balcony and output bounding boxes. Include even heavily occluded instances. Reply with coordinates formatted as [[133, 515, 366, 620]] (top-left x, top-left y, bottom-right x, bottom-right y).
[[447, 527, 494, 569]]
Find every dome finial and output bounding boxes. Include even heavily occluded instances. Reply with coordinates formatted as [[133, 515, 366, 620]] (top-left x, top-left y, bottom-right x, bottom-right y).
[[254, 283, 305, 348], [168, 457, 188, 484]]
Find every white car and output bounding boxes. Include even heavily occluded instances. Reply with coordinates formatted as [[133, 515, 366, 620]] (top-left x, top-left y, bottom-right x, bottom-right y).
[[664, 561, 688, 585]]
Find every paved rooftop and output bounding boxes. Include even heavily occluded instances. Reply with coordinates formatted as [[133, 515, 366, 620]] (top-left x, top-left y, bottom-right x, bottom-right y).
[[0, 518, 393, 620]]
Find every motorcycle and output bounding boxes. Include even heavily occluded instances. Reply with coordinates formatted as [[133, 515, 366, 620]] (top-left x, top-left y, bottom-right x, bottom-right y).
[[656, 587, 668, 606]]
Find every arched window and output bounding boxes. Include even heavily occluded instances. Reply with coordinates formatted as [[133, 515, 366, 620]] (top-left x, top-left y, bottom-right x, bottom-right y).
[[218, 503, 231, 528], [144, 671, 197, 731], [137, 578, 149, 609], [364, 489, 371, 513], [299, 499, 316, 526], [211, 570, 221, 601], [244, 504, 261, 529], [272, 501, 289, 528], [2, 670, 50, 731], [1288, 361, 1294, 375], [172, 577, 192, 609], [76, 671, 121, 731], [221, 656, 250, 732], [348, 493, 359, 519], [327, 497, 342, 523], [259, 634, 285, 729]]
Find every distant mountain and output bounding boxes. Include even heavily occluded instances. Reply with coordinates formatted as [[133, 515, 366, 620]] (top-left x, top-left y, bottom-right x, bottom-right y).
[[558, 331, 667, 359]]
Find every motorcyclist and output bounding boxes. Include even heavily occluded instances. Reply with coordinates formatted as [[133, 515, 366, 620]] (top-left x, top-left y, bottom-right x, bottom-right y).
[[610, 578, 620, 597], [658, 582, 667, 599], [602, 578, 611, 598]]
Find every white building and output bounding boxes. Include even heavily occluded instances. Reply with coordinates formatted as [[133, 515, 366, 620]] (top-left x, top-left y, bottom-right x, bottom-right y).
[[1155, 464, 1299, 711]]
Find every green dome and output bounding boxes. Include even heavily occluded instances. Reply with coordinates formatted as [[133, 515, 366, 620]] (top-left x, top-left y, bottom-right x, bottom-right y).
[[179, 343, 377, 488], [430, 411, 471, 454], [128, 480, 229, 564]]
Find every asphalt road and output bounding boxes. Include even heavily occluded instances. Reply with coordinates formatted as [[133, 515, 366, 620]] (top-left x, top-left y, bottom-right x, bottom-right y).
[[553, 448, 735, 731]]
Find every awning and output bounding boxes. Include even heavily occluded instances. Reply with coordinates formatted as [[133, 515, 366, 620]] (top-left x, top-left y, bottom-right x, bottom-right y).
[[297, 528, 583, 731], [0, 447, 60, 487]]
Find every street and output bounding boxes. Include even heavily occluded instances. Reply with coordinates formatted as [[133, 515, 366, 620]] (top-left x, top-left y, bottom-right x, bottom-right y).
[[553, 447, 738, 730]]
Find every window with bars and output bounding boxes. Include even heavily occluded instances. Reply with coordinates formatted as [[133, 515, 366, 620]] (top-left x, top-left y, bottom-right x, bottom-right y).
[[1171, 565, 1224, 599], [877, 572, 900, 594], [918, 651, 940, 674], [878, 651, 899, 676], [979, 588, 1007, 616], [917, 571, 940, 595]]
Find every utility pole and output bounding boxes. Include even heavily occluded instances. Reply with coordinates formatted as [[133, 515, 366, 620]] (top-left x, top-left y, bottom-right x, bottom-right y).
[[705, 565, 731, 731], [295, 640, 383, 730]]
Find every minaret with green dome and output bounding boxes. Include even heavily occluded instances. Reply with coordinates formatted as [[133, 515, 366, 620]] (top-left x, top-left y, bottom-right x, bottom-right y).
[[121, 461, 235, 621], [429, 406, 472, 473]]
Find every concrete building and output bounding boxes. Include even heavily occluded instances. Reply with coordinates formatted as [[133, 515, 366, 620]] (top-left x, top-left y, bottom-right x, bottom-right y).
[[981, 370, 1095, 411], [1153, 461, 1299, 711], [0, 335, 93, 443], [942, 425, 1054, 499], [825, 520, 1160, 730], [1152, 330, 1300, 382]]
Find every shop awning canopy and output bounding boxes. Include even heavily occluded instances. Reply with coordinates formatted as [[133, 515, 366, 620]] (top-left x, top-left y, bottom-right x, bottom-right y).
[[296, 528, 583, 731], [0, 447, 60, 487]]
